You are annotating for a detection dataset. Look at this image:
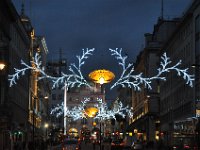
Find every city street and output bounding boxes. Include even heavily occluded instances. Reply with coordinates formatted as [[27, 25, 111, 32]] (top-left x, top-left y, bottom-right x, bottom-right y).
[[48, 143, 111, 150], [81, 142, 111, 150], [50, 142, 111, 150], [49, 142, 162, 150], [1, 0, 200, 150]]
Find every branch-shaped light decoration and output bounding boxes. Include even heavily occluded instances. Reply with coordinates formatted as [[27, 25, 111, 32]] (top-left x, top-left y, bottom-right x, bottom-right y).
[[109, 48, 194, 90], [8, 48, 95, 89], [93, 98, 133, 120], [50, 98, 90, 120], [50, 98, 132, 121]]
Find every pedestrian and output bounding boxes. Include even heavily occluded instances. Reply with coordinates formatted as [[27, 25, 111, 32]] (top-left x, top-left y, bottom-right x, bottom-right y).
[[22, 141, 26, 150], [28, 141, 34, 150], [13, 142, 18, 150], [157, 140, 162, 149]]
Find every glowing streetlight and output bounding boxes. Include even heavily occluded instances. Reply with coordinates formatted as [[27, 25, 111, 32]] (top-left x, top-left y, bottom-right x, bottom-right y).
[[0, 62, 5, 70], [44, 123, 49, 141], [99, 77, 105, 85], [44, 123, 49, 128]]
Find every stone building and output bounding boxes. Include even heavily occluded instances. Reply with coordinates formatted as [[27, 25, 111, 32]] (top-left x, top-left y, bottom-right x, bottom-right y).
[[160, 0, 200, 146], [66, 83, 105, 137], [0, 0, 30, 149], [0, 1, 51, 149], [128, 18, 180, 143], [46, 52, 67, 138], [28, 35, 50, 140]]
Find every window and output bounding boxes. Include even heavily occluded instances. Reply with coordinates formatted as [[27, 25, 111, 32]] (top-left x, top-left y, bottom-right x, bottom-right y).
[[90, 97, 93, 101], [81, 118, 87, 124]]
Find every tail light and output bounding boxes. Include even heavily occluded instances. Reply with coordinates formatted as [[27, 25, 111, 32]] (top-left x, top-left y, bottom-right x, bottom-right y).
[[184, 145, 190, 149], [120, 142, 124, 146]]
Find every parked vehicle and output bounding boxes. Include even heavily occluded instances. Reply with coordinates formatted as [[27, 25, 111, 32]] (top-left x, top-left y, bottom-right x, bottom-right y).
[[111, 139, 125, 150], [62, 138, 80, 150], [131, 141, 143, 150], [172, 144, 198, 150]]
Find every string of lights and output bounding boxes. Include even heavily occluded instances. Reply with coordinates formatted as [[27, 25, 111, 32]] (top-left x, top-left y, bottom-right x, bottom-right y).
[[50, 98, 132, 120], [8, 48, 95, 89], [109, 48, 194, 90]]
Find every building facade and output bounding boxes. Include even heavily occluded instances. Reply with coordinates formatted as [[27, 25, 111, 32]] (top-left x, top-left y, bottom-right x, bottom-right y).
[[0, 1, 51, 149], [129, 18, 180, 143], [0, 0, 30, 149], [66, 83, 105, 137], [160, 0, 200, 146], [29, 35, 50, 141], [46, 53, 67, 139]]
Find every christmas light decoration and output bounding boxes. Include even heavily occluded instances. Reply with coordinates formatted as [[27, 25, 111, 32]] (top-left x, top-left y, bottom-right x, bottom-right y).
[[109, 48, 194, 90], [50, 98, 90, 120], [93, 98, 133, 120], [50, 98, 132, 121], [8, 48, 194, 122], [9, 48, 194, 90], [8, 48, 95, 89]]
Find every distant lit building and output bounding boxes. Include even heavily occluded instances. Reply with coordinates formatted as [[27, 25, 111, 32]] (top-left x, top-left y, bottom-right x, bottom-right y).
[[66, 83, 105, 137], [46, 52, 67, 132]]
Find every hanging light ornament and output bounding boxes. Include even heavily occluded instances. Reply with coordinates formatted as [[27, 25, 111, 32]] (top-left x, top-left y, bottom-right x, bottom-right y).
[[88, 69, 115, 84], [85, 107, 99, 118]]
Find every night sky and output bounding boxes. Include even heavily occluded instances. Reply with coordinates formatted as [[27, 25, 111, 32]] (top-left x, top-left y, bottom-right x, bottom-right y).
[[12, 0, 192, 100]]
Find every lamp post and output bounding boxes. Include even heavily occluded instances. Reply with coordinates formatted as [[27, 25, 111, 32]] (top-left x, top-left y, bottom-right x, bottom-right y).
[[44, 123, 49, 140], [32, 95, 48, 150], [32, 96, 37, 150], [0, 60, 6, 150], [89, 69, 115, 150], [64, 82, 68, 136], [0, 62, 5, 70]]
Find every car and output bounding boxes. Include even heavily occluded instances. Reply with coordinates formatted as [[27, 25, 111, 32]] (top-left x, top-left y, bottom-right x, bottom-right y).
[[172, 144, 198, 150], [131, 141, 143, 150], [111, 139, 125, 150], [103, 137, 112, 143], [62, 138, 80, 150]]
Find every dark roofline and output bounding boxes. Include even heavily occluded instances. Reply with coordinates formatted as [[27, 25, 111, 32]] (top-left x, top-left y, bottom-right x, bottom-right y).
[[160, 1, 197, 54]]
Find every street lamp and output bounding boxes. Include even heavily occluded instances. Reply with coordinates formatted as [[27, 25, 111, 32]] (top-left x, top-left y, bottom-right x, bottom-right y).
[[89, 69, 115, 150], [0, 51, 6, 71], [0, 62, 5, 70], [32, 96, 37, 150], [44, 95, 49, 100], [191, 64, 200, 68], [44, 123, 49, 140]]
